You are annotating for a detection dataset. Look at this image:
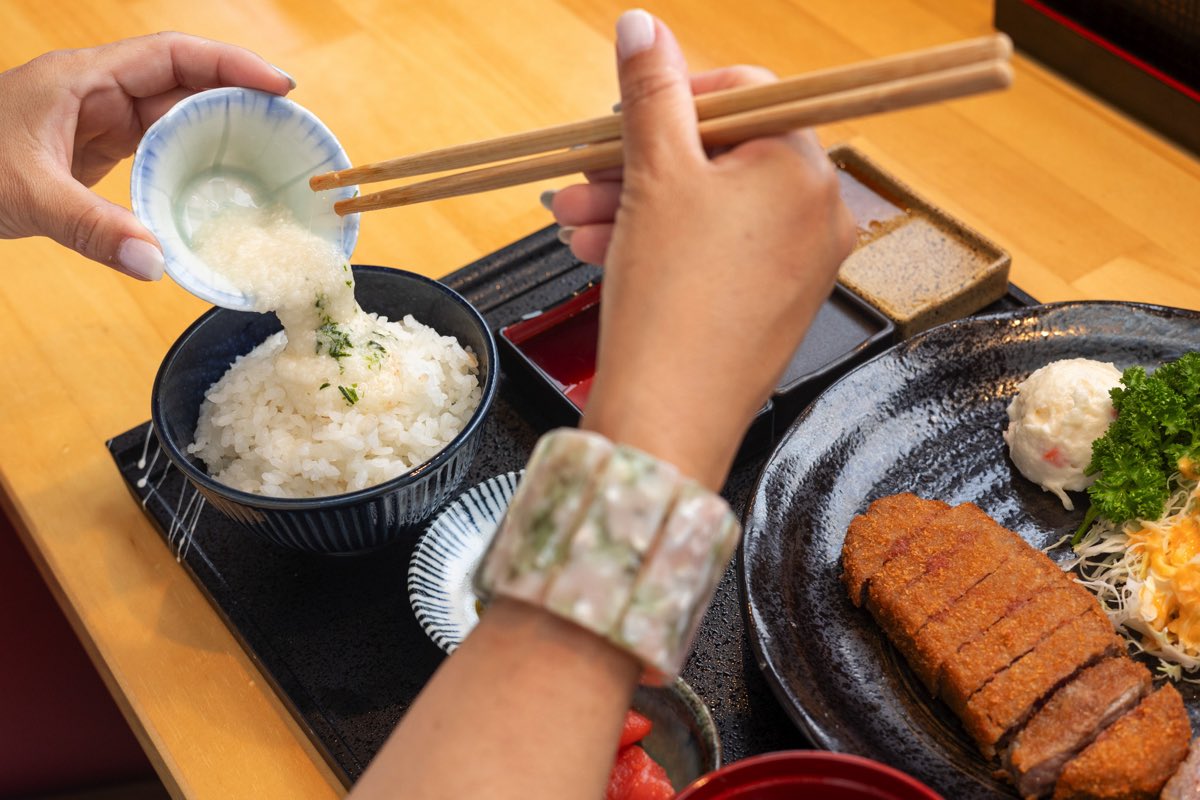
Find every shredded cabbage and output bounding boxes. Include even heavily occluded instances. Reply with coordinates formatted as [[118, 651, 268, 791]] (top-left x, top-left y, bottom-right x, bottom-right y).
[[1070, 477, 1200, 680]]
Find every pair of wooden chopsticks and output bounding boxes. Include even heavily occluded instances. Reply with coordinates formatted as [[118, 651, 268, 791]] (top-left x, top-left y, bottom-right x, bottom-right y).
[[313, 34, 1013, 216]]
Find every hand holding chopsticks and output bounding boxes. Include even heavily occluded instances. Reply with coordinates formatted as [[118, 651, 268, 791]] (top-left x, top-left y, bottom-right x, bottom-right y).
[[313, 34, 1012, 216]]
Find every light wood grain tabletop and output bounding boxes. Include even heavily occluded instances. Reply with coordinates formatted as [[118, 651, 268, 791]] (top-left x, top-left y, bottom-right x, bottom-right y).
[[2, 1, 1197, 797]]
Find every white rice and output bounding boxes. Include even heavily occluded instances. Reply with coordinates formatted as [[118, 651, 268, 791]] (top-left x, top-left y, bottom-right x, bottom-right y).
[[185, 206, 481, 498]]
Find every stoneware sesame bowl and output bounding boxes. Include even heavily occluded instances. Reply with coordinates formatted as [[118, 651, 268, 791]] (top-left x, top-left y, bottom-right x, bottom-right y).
[[131, 87, 359, 310], [150, 266, 498, 554]]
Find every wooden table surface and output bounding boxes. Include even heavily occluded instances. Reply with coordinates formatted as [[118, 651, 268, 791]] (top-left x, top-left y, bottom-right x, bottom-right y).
[[2, 1, 1197, 797]]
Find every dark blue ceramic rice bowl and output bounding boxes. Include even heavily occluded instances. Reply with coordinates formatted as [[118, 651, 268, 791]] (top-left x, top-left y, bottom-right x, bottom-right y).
[[151, 265, 498, 554]]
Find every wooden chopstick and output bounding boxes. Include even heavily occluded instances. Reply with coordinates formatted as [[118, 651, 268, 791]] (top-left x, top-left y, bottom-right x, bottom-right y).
[[332, 58, 1012, 216], [311, 34, 1011, 192]]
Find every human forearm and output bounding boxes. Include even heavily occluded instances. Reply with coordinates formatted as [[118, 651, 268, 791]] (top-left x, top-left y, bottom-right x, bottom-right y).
[[349, 8, 853, 799], [348, 597, 639, 800], [581, 378, 744, 493]]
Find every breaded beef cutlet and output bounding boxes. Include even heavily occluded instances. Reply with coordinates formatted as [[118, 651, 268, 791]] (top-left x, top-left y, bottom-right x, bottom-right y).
[[840, 493, 1195, 798], [868, 508, 1029, 669], [864, 504, 995, 619], [941, 583, 1098, 717], [841, 494, 950, 606], [1004, 657, 1152, 798], [960, 606, 1122, 757], [909, 552, 1063, 695], [1052, 684, 1191, 799]]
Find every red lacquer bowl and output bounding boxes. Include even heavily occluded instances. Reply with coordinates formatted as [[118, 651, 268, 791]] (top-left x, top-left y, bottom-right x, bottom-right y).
[[675, 751, 944, 800]]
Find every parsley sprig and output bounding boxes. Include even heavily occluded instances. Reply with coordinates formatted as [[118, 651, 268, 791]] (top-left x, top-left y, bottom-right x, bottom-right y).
[[1074, 352, 1200, 541]]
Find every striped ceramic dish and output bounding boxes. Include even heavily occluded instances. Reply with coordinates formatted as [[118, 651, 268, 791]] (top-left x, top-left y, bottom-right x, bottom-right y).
[[408, 471, 522, 652]]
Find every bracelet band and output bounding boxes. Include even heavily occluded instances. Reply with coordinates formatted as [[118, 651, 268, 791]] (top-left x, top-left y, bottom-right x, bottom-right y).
[[475, 428, 741, 682]]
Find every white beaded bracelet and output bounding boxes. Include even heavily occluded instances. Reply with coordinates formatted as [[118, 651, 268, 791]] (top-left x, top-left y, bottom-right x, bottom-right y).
[[475, 428, 742, 682]]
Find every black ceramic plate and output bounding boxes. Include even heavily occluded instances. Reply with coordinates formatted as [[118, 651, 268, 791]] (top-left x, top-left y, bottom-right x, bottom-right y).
[[740, 302, 1200, 799]]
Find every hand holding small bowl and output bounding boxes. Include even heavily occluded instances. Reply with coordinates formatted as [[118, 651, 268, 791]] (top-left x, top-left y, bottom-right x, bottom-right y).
[[0, 33, 294, 281], [131, 87, 359, 309]]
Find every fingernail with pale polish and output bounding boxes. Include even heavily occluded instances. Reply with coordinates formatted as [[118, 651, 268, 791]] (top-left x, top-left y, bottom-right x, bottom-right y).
[[273, 65, 297, 90], [116, 238, 165, 281], [616, 9, 656, 61], [557, 226, 575, 246], [539, 189, 557, 211]]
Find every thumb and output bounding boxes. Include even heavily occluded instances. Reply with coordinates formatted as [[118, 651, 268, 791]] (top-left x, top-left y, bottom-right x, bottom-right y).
[[34, 177, 164, 281], [615, 10, 704, 173]]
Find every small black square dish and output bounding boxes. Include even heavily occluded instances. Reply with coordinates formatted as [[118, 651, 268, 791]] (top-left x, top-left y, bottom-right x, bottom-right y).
[[772, 286, 896, 420]]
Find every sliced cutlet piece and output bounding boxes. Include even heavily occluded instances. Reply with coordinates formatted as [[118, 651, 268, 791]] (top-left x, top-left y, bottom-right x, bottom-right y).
[[841, 494, 950, 606], [960, 606, 1123, 758], [1004, 657, 1152, 799], [910, 551, 1063, 695], [868, 509, 1028, 676], [941, 580, 1096, 716], [1052, 684, 1191, 800], [1162, 737, 1200, 800], [864, 503, 992, 619]]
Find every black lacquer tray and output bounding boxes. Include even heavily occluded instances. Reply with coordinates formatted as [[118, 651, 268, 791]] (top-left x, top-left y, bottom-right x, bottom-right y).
[[107, 224, 1035, 786]]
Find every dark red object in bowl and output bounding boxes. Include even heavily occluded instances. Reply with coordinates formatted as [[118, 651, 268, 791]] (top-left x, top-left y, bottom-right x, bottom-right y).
[[501, 282, 600, 410], [675, 751, 943, 800]]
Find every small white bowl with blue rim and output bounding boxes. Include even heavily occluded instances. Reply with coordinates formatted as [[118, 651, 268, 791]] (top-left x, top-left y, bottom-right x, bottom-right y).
[[130, 87, 359, 310]]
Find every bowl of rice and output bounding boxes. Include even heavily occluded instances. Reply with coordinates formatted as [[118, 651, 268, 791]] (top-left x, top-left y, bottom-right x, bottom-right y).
[[151, 265, 498, 554]]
